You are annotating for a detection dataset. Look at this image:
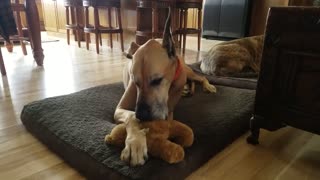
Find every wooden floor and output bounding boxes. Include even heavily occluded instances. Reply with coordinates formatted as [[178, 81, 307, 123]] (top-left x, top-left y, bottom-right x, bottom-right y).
[[0, 34, 319, 180]]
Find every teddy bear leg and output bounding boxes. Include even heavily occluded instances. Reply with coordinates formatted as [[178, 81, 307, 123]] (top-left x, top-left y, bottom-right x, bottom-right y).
[[148, 138, 185, 164], [104, 124, 127, 147], [169, 120, 194, 147]]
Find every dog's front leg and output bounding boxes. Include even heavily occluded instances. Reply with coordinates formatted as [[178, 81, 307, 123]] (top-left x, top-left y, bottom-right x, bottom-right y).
[[184, 65, 217, 93], [114, 81, 148, 166], [120, 113, 148, 166]]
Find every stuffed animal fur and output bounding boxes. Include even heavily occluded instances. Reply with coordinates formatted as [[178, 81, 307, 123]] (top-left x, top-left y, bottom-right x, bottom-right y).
[[200, 35, 264, 76], [105, 120, 194, 164]]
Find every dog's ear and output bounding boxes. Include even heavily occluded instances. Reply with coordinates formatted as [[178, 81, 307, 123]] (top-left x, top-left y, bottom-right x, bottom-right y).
[[162, 7, 176, 58], [125, 42, 140, 59]]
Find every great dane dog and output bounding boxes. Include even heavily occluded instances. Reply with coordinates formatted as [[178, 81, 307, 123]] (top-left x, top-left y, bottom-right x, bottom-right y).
[[113, 8, 216, 166]]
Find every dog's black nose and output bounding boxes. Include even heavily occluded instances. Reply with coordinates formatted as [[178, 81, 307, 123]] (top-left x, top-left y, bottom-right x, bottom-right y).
[[136, 102, 152, 121]]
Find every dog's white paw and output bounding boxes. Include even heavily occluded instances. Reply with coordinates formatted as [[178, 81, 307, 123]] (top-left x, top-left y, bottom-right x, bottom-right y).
[[182, 84, 193, 97], [203, 81, 217, 93], [121, 128, 148, 166]]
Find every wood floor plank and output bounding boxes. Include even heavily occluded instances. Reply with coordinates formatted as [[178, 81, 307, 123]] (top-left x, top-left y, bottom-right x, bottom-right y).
[[0, 34, 319, 179], [20, 163, 85, 180]]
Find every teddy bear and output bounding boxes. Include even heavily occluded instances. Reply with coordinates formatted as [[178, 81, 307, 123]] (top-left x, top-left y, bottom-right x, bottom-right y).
[[105, 119, 194, 164]]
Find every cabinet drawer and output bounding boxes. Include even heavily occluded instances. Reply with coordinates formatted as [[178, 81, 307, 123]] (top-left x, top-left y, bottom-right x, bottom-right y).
[[293, 57, 320, 116]]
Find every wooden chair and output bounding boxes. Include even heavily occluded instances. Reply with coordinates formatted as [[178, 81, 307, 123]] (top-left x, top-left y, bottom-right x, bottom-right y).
[[1, 0, 30, 55], [0, 0, 30, 76], [64, 0, 83, 47], [175, 0, 202, 54], [83, 0, 124, 54]]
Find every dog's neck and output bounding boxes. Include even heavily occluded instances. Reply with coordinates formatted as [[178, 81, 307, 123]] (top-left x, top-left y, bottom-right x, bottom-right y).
[[173, 58, 182, 81]]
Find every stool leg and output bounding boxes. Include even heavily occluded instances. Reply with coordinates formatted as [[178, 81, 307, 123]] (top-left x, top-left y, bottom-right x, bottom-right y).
[[108, 7, 113, 49], [94, 7, 100, 54], [152, 7, 159, 38], [183, 9, 188, 54], [197, 8, 202, 51], [15, 10, 27, 55], [84, 7, 90, 50], [86, 33, 90, 50], [71, 7, 77, 42], [117, 8, 124, 52], [5, 41, 13, 53], [75, 7, 81, 48], [97, 11, 102, 46], [171, 7, 177, 43], [179, 9, 183, 49], [115, 9, 119, 41], [66, 6, 70, 45], [0, 48, 6, 76], [99, 34, 102, 46]]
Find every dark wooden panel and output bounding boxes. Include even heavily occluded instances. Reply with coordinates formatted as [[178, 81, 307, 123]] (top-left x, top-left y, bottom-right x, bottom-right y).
[[247, 7, 320, 144]]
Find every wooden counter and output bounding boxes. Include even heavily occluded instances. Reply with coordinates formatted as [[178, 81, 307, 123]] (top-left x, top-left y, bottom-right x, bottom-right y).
[[40, 0, 199, 43], [41, 0, 309, 45]]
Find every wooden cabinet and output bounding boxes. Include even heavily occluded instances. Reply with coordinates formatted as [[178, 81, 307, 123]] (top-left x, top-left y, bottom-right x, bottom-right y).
[[248, 0, 318, 36], [247, 7, 320, 145], [41, 0, 58, 32], [41, 0, 66, 33], [56, 0, 66, 32], [249, 0, 289, 36], [39, 0, 199, 40], [289, 0, 314, 6]]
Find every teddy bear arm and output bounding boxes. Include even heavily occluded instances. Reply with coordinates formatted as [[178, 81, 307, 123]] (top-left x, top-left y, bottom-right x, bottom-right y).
[[169, 120, 194, 147], [148, 137, 185, 164], [104, 124, 127, 147]]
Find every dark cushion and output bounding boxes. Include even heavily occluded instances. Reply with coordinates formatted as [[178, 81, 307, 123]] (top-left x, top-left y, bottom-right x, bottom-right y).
[[189, 62, 258, 90], [21, 82, 255, 180]]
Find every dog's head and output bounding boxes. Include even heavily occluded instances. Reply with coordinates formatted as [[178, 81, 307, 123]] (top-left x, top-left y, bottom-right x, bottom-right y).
[[126, 8, 178, 121]]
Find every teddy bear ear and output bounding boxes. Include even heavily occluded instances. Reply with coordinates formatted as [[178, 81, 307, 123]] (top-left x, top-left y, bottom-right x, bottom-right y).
[[140, 128, 149, 135]]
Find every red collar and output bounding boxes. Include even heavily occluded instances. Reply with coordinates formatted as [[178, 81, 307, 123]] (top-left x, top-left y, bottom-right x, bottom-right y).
[[173, 58, 182, 81]]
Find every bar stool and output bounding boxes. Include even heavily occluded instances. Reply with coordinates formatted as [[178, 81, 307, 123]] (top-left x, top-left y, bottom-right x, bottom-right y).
[[136, 0, 174, 45], [83, 0, 124, 54], [6, 0, 29, 55], [175, 0, 203, 54], [64, 0, 84, 48], [1, 0, 30, 76]]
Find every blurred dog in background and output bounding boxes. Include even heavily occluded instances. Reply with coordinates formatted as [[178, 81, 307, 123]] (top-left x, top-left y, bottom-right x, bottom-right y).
[[200, 35, 264, 76]]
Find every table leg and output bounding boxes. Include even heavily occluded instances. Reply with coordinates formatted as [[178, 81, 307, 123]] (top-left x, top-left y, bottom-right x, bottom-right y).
[[25, 0, 44, 66], [0, 48, 7, 76]]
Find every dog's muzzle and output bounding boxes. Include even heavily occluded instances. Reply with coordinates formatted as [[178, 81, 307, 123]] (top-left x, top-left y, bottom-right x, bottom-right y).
[[135, 102, 152, 121]]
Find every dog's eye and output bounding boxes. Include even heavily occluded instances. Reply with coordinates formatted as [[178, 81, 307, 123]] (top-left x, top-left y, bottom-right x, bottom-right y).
[[150, 77, 163, 86]]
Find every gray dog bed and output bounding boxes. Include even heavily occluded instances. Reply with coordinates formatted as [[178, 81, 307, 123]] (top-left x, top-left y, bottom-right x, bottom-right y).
[[21, 82, 255, 179], [189, 62, 258, 90]]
